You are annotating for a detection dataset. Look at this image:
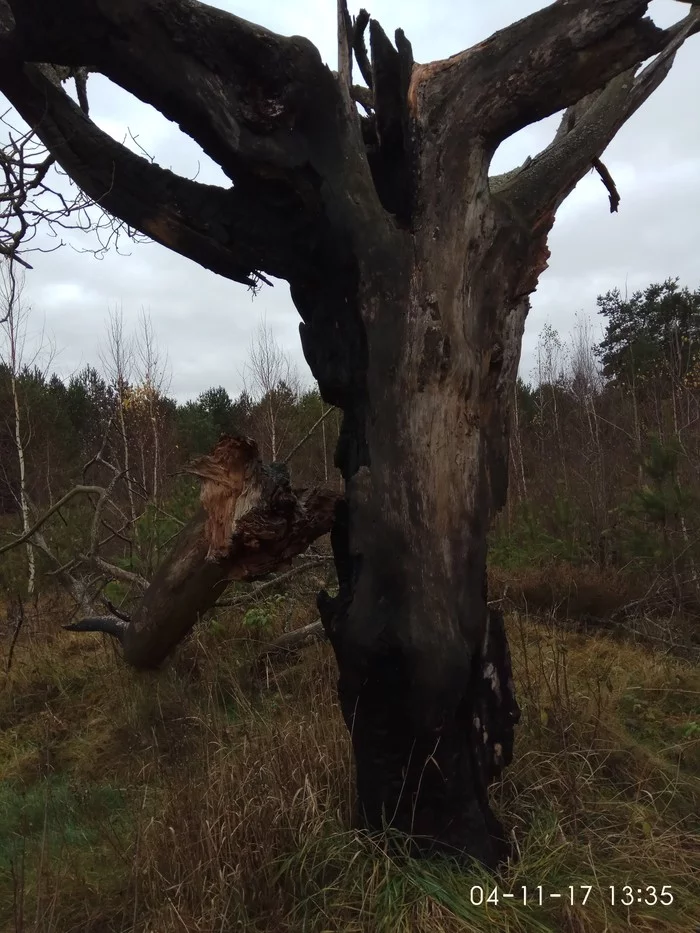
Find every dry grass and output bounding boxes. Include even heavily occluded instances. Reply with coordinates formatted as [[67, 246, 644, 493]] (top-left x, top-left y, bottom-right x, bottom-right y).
[[0, 591, 698, 933], [490, 563, 700, 660]]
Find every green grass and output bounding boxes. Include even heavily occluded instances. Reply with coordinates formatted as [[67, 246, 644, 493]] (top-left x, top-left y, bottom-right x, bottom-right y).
[[0, 777, 128, 856], [0, 594, 698, 932]]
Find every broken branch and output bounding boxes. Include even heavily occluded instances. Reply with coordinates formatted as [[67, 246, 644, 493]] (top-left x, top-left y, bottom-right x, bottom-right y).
[[63, 437, 340, 668], [351, 84, 374, 113], [352, 9, 373, 90], [592, 157, 620, 213]]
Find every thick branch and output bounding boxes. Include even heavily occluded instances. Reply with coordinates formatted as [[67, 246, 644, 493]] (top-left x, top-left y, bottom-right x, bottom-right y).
[[65, 615, 128, 641], [86, 554, 148, 591], [338, 0, 354, 93], [5, 0, 334, 184], [366, 19, 414, 222], [0, 56, 312, 285], [352, 10, 373, 90], [370, 21, 404, 160], [413, 0, 673, 152], [493, 10, 700, 223]]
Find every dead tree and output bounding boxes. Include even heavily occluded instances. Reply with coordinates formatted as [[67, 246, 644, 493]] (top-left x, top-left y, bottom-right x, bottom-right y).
[[0, 0, 697, 864]]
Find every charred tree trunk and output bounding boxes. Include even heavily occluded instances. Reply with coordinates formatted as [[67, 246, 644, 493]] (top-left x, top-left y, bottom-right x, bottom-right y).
[[65, 437, 338, 668], [298, 193, 527, 864]]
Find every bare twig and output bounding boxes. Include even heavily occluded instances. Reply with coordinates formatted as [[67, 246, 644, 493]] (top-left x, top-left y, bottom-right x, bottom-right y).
[[90, 471, 126, 556], [215, 559, 332, 608], [0, 102, 144, 270], [282, 405, 335, 465], [0, 485, 108, 556], [82, 412, 116, 480]]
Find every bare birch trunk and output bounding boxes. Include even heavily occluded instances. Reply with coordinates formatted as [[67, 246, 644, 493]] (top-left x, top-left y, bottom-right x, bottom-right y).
[[11, 368, 35, 596]]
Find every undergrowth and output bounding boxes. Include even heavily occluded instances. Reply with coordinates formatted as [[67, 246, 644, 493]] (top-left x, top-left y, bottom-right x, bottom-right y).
[[0, 591, 698, 933]]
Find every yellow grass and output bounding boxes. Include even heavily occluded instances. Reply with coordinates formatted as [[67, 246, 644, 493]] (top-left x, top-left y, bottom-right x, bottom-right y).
[[0, 595, 698, 933]]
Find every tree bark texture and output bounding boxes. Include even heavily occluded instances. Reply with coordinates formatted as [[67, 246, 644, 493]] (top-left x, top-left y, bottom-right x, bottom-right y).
[[65, 437, 338, 668], [1, 0, 697, 865], [310, 162, 529, 864]]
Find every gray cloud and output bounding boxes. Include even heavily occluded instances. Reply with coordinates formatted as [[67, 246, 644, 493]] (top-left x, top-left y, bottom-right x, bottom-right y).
[[13, 0, 700, 398]]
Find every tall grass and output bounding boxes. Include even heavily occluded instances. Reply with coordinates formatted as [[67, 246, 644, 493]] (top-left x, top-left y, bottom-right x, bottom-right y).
[[0, 594, 698, 932]]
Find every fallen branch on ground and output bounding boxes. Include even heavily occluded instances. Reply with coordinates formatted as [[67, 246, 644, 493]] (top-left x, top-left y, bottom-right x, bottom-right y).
[[254, 618, 327, 677], [215, 558, 334, 608]]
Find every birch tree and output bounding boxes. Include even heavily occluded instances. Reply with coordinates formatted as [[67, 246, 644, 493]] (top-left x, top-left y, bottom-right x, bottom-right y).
[[0, 262, 52, 596]]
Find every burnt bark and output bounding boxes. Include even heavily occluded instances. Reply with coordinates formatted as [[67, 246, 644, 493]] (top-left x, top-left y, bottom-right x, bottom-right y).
[[65, 437, 338, 669], [306, 188, 529, 864], [1, 0, 697, 867]]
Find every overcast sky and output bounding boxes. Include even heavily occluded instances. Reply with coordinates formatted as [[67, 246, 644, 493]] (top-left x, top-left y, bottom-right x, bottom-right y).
[[9, 0, 700, 400]]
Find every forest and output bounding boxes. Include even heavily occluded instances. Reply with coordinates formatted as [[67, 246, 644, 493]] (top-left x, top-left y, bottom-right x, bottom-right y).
[[4, 279, 700, 636]]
